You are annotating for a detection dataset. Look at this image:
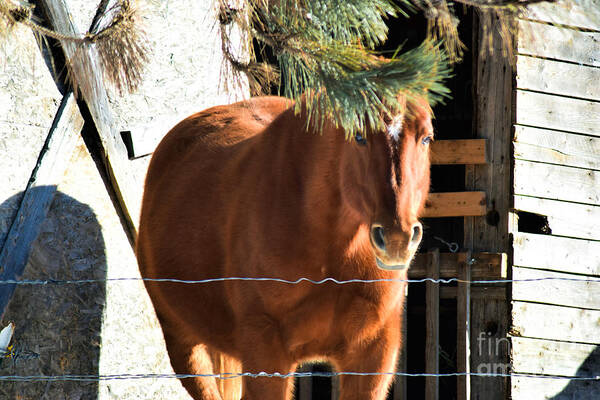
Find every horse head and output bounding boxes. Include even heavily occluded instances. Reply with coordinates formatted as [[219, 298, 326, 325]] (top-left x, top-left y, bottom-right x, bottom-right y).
[[340, 98, 433, 270]]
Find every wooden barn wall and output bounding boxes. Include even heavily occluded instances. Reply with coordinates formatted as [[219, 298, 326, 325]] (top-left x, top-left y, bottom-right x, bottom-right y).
[[0, 0, 247, 399], [510, 1, 600, 399]]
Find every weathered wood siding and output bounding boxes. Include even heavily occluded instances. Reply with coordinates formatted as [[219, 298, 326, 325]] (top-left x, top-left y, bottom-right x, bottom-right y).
[[511, 1, 600, 398]]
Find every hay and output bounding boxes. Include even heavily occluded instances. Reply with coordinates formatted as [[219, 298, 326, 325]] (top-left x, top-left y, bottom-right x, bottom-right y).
[[0, 0, 150, 97]]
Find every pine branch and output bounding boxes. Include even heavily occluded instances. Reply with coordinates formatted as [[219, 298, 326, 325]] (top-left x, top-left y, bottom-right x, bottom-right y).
[[226, 0, 452, 136], [280, 40, 451, 137]]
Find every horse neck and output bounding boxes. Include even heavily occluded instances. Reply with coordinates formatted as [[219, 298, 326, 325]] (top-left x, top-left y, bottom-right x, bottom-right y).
[[257, 113, 365, 256]]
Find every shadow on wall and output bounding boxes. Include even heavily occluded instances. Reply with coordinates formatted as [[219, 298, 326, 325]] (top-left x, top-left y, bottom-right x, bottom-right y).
[[0, 188, 106, 399], [550, 346, 600, 400]]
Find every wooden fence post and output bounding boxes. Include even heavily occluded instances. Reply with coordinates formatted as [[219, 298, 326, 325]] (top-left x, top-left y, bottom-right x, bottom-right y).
[[425, 249, 440, 400], [38, 0, 143, 241], [457, 250, 472, 400]]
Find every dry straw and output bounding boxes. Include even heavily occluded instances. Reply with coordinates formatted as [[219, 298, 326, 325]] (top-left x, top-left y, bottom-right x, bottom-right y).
[[0, 0, 149, 97]]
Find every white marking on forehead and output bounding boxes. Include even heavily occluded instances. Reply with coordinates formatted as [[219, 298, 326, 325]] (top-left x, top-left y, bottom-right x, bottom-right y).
[[387, 114, 404, 140]]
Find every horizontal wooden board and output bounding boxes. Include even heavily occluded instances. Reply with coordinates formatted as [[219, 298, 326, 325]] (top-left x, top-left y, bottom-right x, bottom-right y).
[[525, 0, 600, 31], [514, 142, 600, 172], [515, 90, 600, 137], [410, 252, 507, 279], [514, 160, 600, 206], [511, 375, 598, 400], [513, 267, 600, 310], [423, 191, 486, 217], [512, 337, 599, 377], [441, 286, 506, 300], [513, 232, 600, 276], [516, 56, 600, 102], [518, 19, 600, 67], [514, 125, 600, 171], [514, 197, 600, 241], [512, 301, 600, 344], [430, 139, 487, 165]]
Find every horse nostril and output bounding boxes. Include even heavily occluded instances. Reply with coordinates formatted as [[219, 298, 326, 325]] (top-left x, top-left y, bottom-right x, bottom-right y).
[[411, 223, 423, 245], [371, 226, 386, 251]]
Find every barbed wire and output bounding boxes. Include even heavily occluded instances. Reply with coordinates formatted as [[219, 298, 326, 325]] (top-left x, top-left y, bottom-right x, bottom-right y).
[[0, 276, 599, 286], [0, 371, 598, 382]]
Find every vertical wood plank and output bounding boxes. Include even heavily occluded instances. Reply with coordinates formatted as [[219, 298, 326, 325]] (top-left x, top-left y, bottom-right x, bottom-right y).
[[465, 10, 513, 400], [457, 251, 472, 400], [39, 0, 142, 240], [425, 249, 440, 400]]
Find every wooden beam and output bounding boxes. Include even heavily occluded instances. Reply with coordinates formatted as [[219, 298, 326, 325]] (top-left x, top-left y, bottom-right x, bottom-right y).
[[513, 231, 600, 273], [518, 19, 600, 67], [423, 192, 486, 218], [514, 160, 600, 206], [425, 249, 440, 400], [0, 92, 82, 318], [514, 196, 600, 241], [511, 337, 599, 377], [440, 286, 506, 300], [511, 375, 596, 400], [430, 139, 487, 165], [409, 252, 507, 280], [525, 0, 600, 31], [511, 301, 600, 345], [513, 125, 600, 172], [466, 11, 513, 399], [457, 251, 471, 400], [39, 0, 142, 239], [513, 267, 600, 311], [515, 90, 600, 138], [516, 56, 600, 102]]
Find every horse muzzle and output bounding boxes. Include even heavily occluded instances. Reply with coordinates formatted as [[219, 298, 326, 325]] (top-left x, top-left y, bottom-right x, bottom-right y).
[[370, 222, 422, 271]]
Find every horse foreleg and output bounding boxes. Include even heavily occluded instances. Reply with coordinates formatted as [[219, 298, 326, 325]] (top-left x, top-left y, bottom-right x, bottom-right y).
[[237, 318, 297, 400], [333, 324, 401, 400], [163, 331, 223, 400]]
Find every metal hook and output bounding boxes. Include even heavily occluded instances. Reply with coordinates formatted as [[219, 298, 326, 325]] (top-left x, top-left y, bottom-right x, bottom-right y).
[[433, 236, 459, 253]]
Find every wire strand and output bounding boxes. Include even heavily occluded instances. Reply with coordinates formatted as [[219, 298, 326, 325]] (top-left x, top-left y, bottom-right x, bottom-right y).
[[0, 276, 599, 286], [0, 371, 597, 382]]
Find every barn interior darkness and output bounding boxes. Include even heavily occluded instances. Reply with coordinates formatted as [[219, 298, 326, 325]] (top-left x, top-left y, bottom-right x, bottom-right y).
[[253, 6, 475, 398]]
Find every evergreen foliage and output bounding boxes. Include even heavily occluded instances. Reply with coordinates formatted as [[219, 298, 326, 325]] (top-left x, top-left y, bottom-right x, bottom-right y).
[[218, 0, 597, 137]]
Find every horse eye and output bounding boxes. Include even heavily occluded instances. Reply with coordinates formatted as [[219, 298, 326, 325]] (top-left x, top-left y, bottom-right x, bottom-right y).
[[355, 133, 367, 146], [422, 136, 433, 145]]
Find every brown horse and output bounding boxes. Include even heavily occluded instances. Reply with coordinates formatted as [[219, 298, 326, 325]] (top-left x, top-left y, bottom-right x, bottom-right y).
[[136, 95, 433, 400]]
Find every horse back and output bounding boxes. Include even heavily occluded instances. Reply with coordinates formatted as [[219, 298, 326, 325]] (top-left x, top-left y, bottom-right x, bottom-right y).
[[139, 96, 293, 266]]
